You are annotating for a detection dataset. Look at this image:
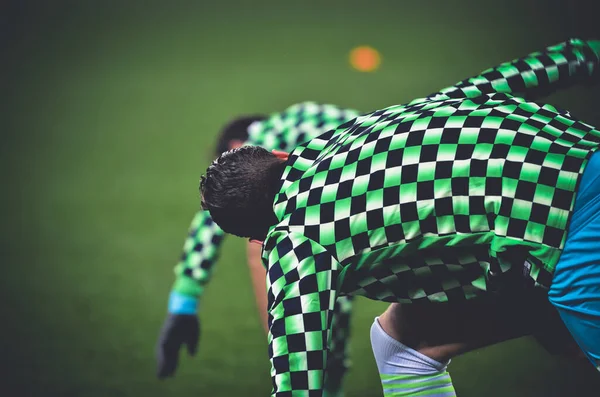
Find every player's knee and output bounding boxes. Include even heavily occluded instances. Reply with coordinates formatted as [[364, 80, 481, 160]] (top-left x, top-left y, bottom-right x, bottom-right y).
[[370, 318, 456, 396], [370, 317, 448, 375], [378, 303, 427, 349]]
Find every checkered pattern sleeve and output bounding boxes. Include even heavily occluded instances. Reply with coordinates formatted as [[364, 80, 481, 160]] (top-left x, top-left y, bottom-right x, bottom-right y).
[[247, 102, 361, 153], [416, 38, 600, 103], [264, 230, 342, 396], [172, 210, 225, 298]]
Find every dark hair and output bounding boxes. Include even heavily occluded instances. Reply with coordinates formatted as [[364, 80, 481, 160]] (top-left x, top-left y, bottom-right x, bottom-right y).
[[215, 115, 267, 156], [200, 146, 285, 240]]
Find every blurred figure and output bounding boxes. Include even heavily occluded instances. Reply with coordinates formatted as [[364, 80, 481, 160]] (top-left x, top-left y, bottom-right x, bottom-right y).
[[156, 102, 360, 397]]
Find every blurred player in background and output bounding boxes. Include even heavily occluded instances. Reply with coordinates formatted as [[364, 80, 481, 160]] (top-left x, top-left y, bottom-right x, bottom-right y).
[[201, 38, 600, 396], [156, 102, 361, 396]]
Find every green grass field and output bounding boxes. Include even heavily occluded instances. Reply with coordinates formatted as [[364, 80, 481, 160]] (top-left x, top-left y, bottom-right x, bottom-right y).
[[2, 1, 600, 396]]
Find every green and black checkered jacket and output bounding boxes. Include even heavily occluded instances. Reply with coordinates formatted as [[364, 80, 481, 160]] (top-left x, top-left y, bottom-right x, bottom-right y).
[[262, 39, 600, 396]]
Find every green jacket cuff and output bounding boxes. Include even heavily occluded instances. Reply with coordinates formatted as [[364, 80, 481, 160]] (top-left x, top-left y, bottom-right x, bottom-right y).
[[172, 275, 205, 298]]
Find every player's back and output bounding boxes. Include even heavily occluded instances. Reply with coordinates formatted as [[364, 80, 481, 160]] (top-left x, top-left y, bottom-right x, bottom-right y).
[[270, 93, 600, 299], [246, 102, 360, 152]]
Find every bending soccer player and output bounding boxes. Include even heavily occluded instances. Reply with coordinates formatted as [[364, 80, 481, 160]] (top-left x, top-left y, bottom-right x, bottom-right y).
[[156, 102, 360, 396], [200, 38, 600, 396]]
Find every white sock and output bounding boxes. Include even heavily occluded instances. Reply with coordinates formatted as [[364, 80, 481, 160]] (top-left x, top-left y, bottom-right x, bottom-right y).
[[370, 317, 456, 397]]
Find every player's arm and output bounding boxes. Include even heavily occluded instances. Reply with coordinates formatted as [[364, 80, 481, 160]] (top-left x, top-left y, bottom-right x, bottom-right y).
[[247, 241, 269, 334], [156, 210, 225, 378], [171, 210, 225, 298], [416, 38, 600, 103], [264, 231, 342, 396]]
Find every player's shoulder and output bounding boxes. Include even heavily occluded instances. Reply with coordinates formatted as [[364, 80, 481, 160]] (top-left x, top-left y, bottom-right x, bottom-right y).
[[262, 225, 293, 254], [283, 101, 333, 111], [250, 102, 326, 131], [282, 101, 360, 117], [262, 225, 317, 254]]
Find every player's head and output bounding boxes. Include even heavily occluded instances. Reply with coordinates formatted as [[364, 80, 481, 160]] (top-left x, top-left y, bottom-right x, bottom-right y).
[[200, 146, 287, 240], [215, 115, 267, 156]]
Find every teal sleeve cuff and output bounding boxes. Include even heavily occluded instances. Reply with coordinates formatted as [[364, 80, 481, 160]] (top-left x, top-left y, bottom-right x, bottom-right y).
[[168, 291, 199, 314]]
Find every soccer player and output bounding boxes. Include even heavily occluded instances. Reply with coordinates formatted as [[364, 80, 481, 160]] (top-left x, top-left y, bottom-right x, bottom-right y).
[[200, 38, 600, 396], [156, 102, 361, 396]]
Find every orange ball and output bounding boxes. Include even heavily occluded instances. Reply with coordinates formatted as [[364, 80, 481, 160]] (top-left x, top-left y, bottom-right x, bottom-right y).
[[349, 46, 381, 72]]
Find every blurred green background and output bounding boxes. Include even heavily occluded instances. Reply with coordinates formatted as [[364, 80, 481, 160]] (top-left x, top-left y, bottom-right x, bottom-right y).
[[2, 1, 600, 396]]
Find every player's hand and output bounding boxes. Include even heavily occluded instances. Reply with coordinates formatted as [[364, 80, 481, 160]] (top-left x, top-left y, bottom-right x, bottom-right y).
[[156, 291, 200, 378]]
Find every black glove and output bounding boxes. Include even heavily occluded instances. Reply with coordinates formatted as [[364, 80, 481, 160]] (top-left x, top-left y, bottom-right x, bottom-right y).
[[156, 313, 200, 378]]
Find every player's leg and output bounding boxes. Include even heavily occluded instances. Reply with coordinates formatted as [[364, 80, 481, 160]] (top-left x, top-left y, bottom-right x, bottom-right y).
[[370, 292, 549, 397], [548, 150, 600, 371], [370, 311, 455, 397], [324, 295, 354, 397]]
